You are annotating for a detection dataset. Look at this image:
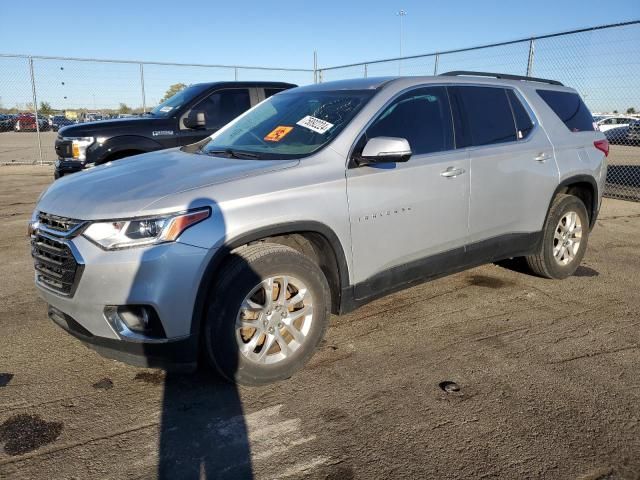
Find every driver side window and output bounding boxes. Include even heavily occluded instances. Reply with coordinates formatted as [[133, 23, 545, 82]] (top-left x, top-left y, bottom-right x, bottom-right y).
[[195, 89, 251, 130], [364, 86, 454, 155]]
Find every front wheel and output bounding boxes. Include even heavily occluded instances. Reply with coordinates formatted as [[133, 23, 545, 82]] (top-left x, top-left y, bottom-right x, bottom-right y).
[[526, 193, 590, 279], [203, 243, 331, 385]]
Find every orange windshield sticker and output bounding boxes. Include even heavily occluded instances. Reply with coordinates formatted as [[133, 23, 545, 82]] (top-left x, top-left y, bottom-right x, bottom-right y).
[[264, 126, 293, 142]]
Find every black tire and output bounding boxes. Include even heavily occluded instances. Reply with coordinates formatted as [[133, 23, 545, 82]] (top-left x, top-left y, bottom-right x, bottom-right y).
[[526, 193, 590, 279], [203, 242, 331, 386]]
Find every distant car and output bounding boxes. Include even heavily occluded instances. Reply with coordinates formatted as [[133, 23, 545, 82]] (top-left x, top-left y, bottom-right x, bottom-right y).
[[49, 115, 76, 131], [628, 120, 640, 145], [604, 125, 629, 145], [596, 115, 637, 132], [14, 114, 49, 132], [0, 114, 16, 132]]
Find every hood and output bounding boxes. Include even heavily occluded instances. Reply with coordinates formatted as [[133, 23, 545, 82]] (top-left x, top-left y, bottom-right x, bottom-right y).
[[59, 116, 162, 136], [37, 148, 299, 220]]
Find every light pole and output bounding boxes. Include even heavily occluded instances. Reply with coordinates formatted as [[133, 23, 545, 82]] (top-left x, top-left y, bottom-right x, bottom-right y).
[[397, 9, 407, 75]]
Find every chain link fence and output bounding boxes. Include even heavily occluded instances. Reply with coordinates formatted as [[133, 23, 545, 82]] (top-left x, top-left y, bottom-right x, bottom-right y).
[[1, 21, 638, 200], [319, 21, 640, 201], [0, 55, 314, 165]]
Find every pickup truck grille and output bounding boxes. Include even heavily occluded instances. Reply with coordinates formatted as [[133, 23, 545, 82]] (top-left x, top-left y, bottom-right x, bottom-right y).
[[31, 212, 84, 296]]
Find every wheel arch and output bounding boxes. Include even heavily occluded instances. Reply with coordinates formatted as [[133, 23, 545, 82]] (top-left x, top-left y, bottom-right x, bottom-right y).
[[190, 221, 351, 340], [95, 135, 163, 164], [549, 175, 599, 229]]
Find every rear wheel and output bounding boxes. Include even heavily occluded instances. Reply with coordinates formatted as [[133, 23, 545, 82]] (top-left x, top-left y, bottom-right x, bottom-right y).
[[526, 193, 589, 279], [203, 243, 331, 385]]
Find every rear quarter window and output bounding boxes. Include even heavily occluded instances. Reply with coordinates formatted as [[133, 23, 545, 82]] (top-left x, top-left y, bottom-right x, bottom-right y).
[[537, 90, 594, 132]]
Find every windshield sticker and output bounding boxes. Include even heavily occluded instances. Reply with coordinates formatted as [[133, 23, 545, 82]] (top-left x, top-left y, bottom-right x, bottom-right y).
[[264, 126, 293, 142], [296, 115, 334, 134], [159, 106, 173, 113]]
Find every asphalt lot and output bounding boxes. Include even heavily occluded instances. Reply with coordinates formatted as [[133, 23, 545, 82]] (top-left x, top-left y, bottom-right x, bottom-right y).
[[0, 165, 639, 479]]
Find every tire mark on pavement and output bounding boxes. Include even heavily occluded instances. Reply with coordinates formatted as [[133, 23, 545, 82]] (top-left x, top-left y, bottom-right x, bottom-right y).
[[549, 344, 639, 364]]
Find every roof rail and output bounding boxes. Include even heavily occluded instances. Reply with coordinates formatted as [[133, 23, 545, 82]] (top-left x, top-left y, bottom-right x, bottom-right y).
[[439, 71, 564, 86]]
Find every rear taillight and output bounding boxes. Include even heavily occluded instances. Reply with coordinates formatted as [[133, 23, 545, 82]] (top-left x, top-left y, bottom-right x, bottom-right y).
[[594, 139, 609, 157]]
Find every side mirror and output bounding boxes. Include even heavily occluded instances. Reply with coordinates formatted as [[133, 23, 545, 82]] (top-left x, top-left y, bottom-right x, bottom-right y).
[[358, 136, 412, 165], [184, 110, 206, 129]]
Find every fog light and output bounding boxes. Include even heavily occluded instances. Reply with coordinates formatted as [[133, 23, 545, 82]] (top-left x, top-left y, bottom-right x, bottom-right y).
[[104, 305, 166, 339]]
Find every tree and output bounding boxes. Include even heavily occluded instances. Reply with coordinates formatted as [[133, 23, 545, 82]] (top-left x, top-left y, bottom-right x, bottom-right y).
[[613, 110, 618, 114], [627, 107, 636, 115], [161, 83, 186, 102], [119, 103, 132, 114], [39, 101, 53, 115]]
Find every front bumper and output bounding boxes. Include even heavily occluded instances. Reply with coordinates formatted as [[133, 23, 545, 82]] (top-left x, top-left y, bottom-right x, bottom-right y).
[[48, 306, 198, 370], [35, 235, 212, 367], [54, 159, 85, 178]]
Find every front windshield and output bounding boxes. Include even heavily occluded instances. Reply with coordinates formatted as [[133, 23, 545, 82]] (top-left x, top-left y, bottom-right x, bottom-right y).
[[201, 89, 375, 159], [150, 84, 207, 118]]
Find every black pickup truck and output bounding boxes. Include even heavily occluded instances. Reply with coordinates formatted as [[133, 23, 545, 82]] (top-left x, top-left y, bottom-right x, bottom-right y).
[[54, 81, 296, 178]]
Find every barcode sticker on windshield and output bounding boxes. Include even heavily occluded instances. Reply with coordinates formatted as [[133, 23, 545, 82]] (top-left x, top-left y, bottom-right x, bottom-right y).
[[296, 115, 334, 134], [160, 106, 173, 113]]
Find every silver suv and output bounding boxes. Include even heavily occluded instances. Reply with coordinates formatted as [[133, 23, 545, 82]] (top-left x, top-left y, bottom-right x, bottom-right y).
[[30, 72, 608, 385]]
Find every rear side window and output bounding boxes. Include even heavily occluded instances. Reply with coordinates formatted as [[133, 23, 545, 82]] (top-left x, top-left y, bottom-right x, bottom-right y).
[[364, 86, 454, 155], [449, 86, 517, 147], [537, 90, 594, 132], [506, 90, 534, 140]]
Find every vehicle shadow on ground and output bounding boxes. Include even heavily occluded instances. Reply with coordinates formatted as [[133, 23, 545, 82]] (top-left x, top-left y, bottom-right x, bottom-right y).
[[129, 196, 256, 479]]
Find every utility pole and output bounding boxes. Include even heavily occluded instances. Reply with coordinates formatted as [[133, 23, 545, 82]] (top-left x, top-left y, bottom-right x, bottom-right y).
[[397, 9, 407, 75]]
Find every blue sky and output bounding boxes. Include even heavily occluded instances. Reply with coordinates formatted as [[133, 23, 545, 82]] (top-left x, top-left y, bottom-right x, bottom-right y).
[[0, 1, 638, 112], [1, 0, 638, 68]]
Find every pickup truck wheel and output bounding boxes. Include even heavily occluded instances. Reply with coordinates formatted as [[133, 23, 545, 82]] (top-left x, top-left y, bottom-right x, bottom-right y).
[[526, 193, 589, 279], [203, 243, 331, 385]]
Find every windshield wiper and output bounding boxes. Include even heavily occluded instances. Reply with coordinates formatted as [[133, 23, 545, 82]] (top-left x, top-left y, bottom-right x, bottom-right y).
[[205, 148, 260, 160]]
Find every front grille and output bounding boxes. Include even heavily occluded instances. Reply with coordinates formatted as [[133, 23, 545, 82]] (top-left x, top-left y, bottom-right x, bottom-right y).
[[31, 231, 82, 296], [38, 212, 83, 234]]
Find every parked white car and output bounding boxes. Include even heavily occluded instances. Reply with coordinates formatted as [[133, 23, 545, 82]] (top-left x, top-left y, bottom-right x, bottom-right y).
[[596, 116, 637, 132]]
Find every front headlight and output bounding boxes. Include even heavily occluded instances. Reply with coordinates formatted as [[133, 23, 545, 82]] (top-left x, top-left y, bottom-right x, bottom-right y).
[[63, 136, 94, 160], [83, 209, 210, 250], [28, 209, 39, 237]]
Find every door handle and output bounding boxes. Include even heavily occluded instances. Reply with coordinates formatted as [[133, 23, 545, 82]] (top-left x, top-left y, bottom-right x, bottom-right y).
[[441, 166, 466, 178], [534, 152, 551, 162]]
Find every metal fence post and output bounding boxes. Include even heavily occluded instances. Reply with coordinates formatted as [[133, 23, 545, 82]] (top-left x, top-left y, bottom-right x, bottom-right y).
[[313, 51, 318, 84], [526, 39, 535, 76], [28, 56, 43, 165], [364, 63, 368, 78], [433, 53, 439, 75], [139, 63, 146, 112], [234, 67, 238, 81]]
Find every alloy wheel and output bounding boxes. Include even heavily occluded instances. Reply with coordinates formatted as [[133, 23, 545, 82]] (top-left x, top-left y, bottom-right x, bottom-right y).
[[235, 276, 314, 365]]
